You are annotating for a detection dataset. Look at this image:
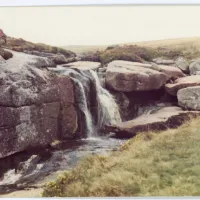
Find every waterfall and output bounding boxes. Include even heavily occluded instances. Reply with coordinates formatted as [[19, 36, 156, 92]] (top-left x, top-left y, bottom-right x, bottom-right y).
[[49, 66, 121, 137], [70, 77, 93, 137], [90, 70, 121, 129]]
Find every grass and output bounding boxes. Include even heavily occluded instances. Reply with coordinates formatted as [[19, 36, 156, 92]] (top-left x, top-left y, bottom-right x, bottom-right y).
[[65, 37, 200, 63], [3, 37, 75, 58], [80, 44, 183, 65], [42, 117, 200, 197]]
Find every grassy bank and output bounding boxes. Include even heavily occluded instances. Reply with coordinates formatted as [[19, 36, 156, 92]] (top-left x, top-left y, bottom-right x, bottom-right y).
[[43, 117, 200, 197]]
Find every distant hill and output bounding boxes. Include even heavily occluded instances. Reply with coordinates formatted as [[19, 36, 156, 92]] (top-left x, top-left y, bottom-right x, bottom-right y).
[[62, 45, 106, 56], [62, 37, 200, 60]]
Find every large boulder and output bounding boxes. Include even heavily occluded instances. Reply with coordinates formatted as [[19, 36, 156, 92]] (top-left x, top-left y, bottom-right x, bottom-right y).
[[165, 75, 200, 96], [175, 57, 189, 73], [106, 60, 168, 92], [189, 61, 200, 75], [104, 107, 200, 138], [178, 86, 200, 110], [0, 50, 78, 158]]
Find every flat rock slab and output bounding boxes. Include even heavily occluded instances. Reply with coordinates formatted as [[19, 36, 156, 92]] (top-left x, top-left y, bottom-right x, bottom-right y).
[[62, 61, 101, 71], [178, 86, 200, 110], [106, 60, 168, 92], [105, 106, 200, 138], [165, 75, 200, 96]]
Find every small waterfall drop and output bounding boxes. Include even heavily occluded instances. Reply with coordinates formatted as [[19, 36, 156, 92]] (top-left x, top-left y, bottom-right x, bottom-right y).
[[49, 66, 121, 137], [90, 70, 121, 129], [70, 77, 93, 137]]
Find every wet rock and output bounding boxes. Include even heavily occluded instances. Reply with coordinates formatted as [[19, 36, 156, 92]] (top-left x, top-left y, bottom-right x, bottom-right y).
[[178, 86, 200, 110], [105, 107, 200, 138], [17, 155, 40, 175], [175, 57, 189, 73], [165, 75, 200, 96], [110, 91, 130, 121], [106, 60, 168, 92], [0, 50, 78, 158]]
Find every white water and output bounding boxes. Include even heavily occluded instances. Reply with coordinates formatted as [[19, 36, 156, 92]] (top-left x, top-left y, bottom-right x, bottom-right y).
[[0, 169, 22, 185], [48, 67, 121, 137], [71, 78, 94, 137], [90, 70, 121, 128]]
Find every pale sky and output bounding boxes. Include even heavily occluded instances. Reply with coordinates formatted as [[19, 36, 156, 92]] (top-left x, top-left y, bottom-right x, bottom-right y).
[[0, 6, 200, 46]]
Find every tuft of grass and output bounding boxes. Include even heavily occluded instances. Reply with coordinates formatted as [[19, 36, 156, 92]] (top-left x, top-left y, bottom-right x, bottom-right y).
[[43, 117, 200, 197]]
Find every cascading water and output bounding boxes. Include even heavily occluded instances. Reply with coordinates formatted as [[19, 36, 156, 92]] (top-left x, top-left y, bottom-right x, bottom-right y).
[[0, 67, 124, 192], [49, 66, 121, 137], [90, 70, 121, 129], [70, 77, 93, 137]]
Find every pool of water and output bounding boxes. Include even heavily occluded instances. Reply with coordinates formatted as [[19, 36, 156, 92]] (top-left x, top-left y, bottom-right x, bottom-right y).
[[0, 135, 127, 194]]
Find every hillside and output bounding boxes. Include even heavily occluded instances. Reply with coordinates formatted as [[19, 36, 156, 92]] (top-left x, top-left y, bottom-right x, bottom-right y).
[[63, 37, 200, 60]]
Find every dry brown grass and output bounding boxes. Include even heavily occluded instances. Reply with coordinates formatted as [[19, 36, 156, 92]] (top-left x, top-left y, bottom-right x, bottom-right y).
[[43, 117, 200, 197]]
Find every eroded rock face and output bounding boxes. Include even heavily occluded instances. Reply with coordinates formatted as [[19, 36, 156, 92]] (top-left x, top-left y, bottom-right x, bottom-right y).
[[104, 107, 200, 138], [106, 60, 168, 92], [178, 86, 200, 110], [0, 50, 78, 158], [165, 75, 200, 96]]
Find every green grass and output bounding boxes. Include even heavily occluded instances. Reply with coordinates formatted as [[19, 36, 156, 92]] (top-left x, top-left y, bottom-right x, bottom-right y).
[[42, 117, 200, 197]]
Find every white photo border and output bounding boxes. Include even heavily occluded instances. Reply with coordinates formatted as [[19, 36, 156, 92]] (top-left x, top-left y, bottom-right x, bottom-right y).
[[1, 0, 200, 6]]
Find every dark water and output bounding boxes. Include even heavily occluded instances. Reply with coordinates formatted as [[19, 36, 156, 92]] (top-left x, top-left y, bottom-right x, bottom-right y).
[[0, 135, 127, 194]]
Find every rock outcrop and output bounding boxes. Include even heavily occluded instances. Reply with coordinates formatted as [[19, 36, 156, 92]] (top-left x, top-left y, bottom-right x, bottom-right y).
[[0, 50, 78, 158], [178, 86, 200, 110], [2, 37, 76, 65], [104, 107, 200, 138], [24, 50, 77, 65], [105, 60, 181, 92], [165, 75, 200, 96]]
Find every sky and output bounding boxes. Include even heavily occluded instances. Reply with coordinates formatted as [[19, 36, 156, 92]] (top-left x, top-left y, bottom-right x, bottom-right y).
[[0, 6, 200, 46]]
